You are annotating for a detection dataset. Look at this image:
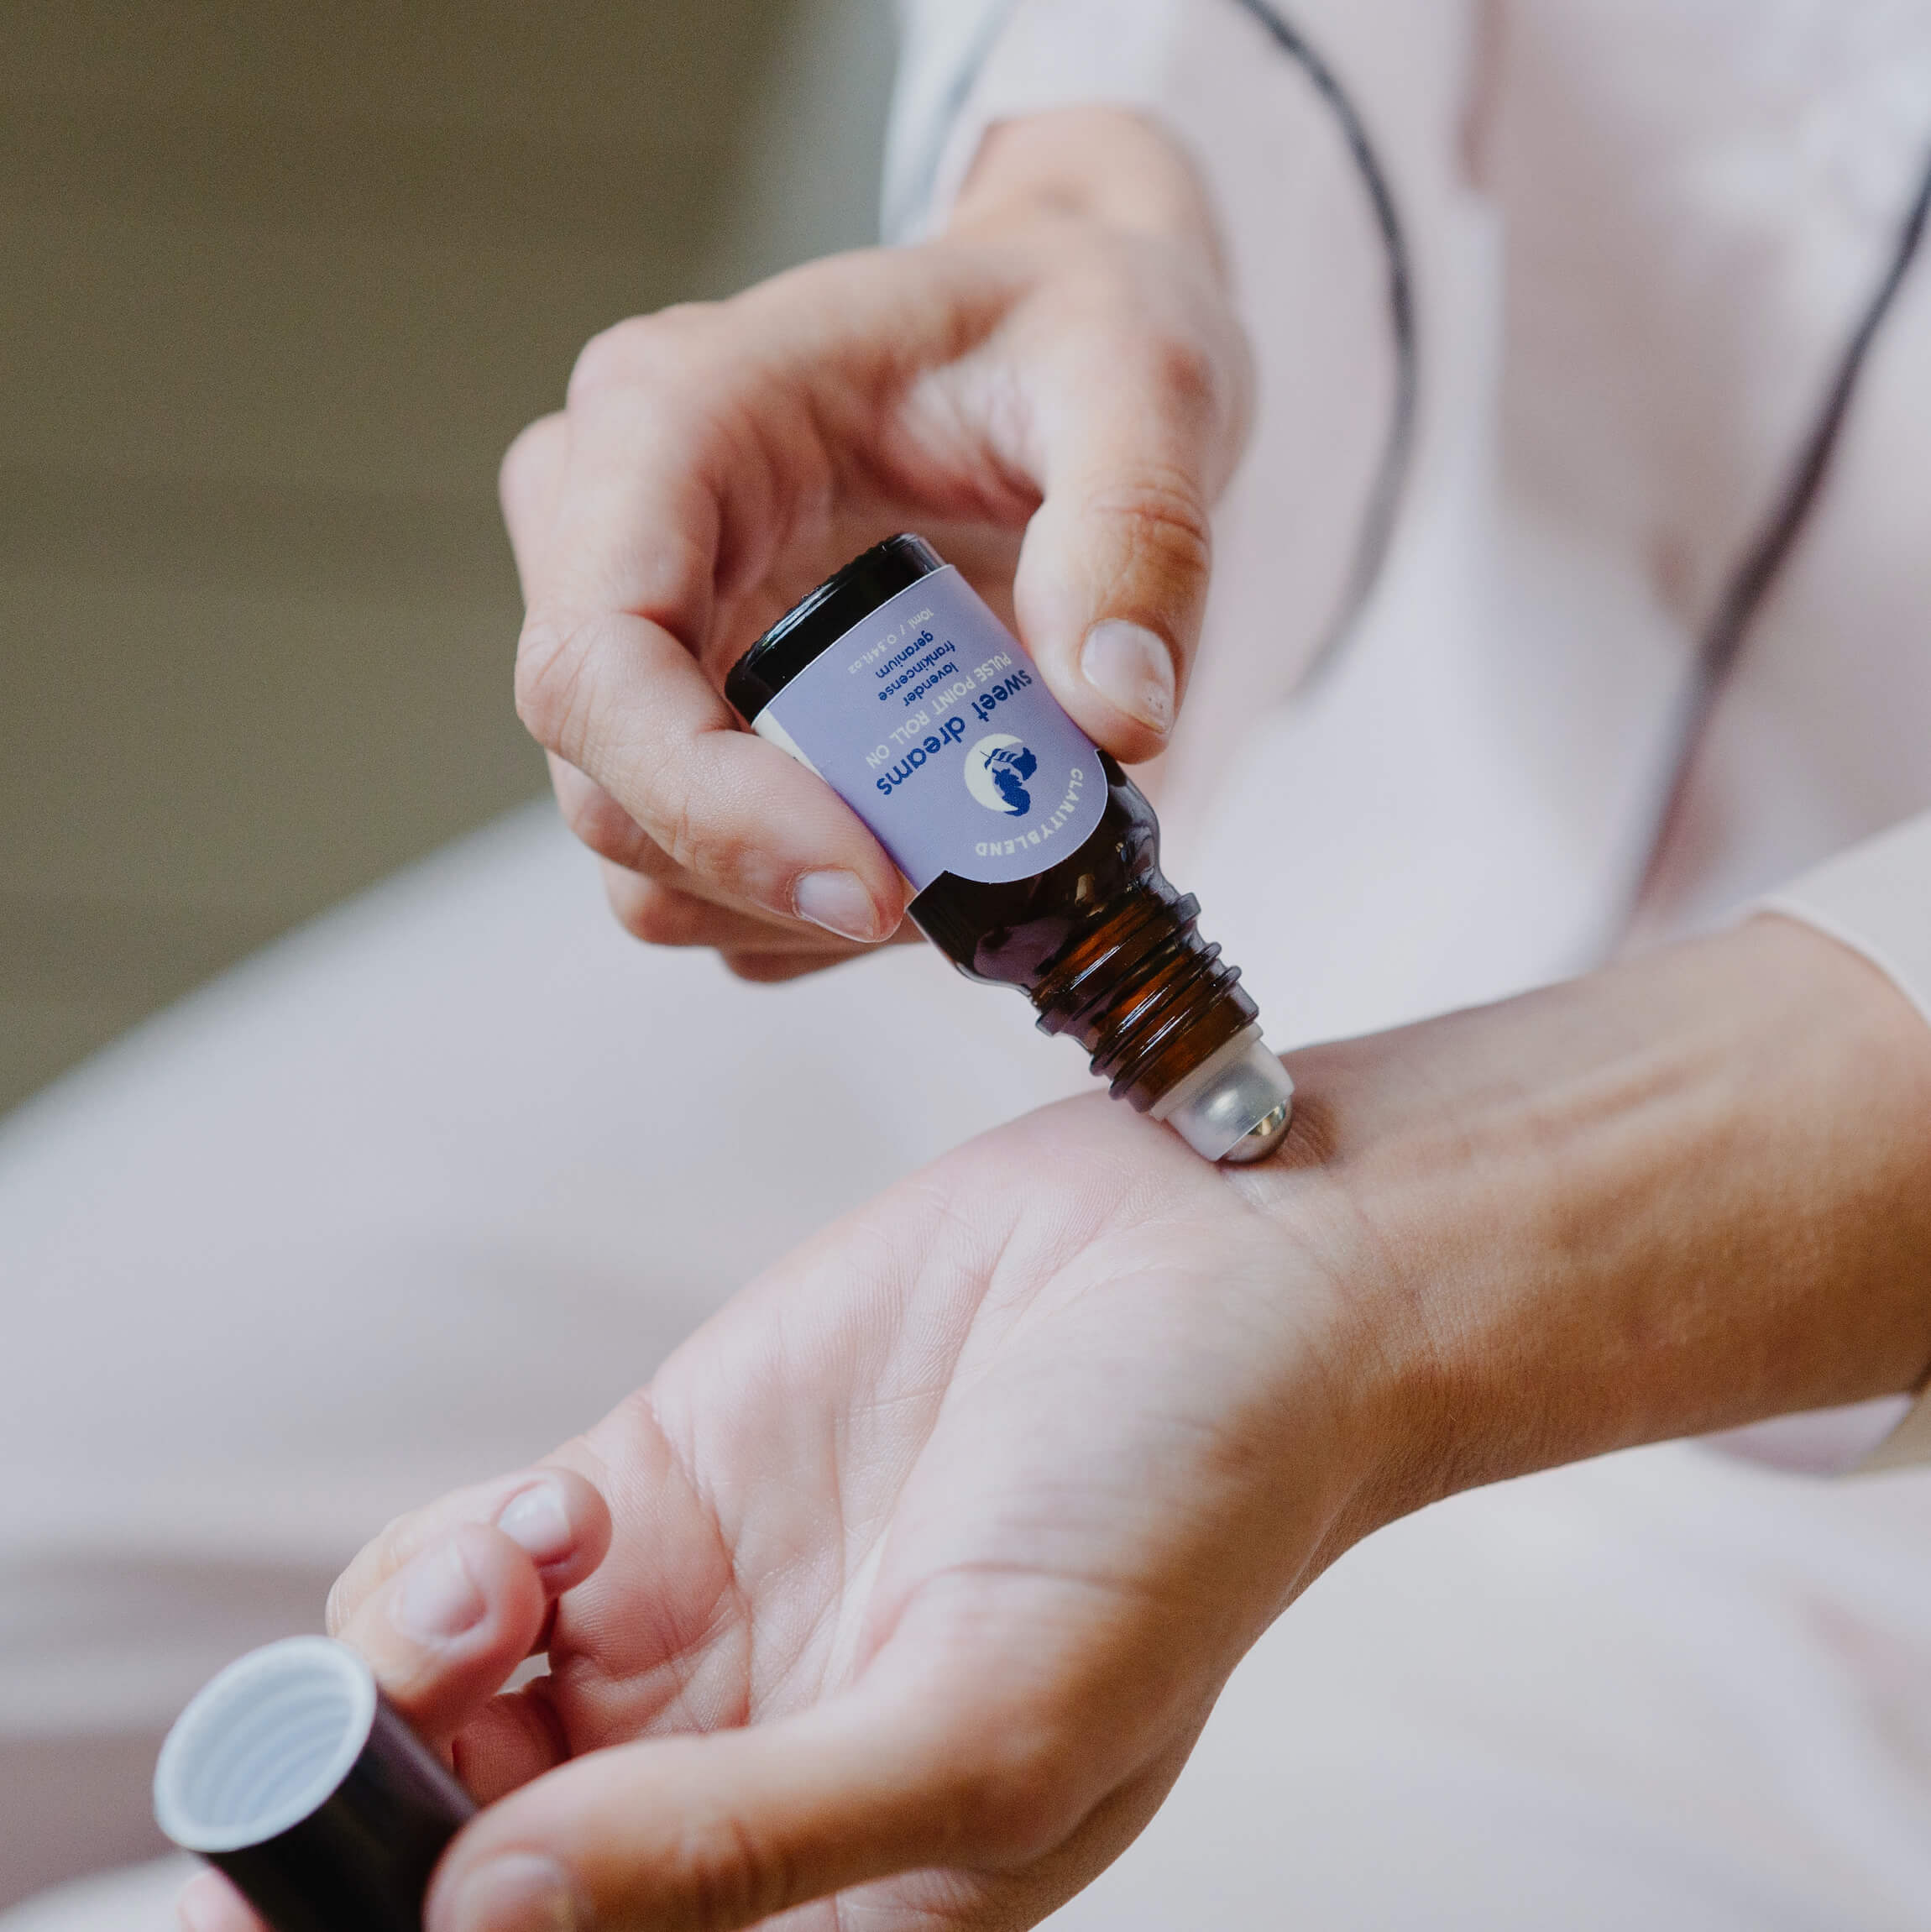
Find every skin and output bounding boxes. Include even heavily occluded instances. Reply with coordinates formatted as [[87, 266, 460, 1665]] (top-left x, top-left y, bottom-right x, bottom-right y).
[[501, 106, 1252, 978], [183, 916, 1931, 1932], [180, 105, 1931, 1932]]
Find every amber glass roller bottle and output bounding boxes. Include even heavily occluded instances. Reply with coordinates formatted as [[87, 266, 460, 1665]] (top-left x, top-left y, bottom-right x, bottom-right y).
[[727, 535, 1292, 1163]]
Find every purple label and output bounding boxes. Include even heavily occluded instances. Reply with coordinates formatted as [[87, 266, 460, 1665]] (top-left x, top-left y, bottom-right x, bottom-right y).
[[754, 568, 1107, 891]]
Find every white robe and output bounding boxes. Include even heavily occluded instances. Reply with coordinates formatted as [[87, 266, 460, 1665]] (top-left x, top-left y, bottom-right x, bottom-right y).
[[6, 3, 1931, 1924], [890, 0, 1931, 1458]]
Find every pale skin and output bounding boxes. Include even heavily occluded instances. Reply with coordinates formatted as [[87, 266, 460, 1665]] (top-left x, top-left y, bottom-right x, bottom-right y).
[[181, 108, 1931, 1932], [505, 106, 1250, 977]]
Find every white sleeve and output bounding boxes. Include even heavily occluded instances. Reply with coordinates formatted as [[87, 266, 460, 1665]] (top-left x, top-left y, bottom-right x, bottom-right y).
[[883, 0, 1182, 243], [1764, 812, 1931, 1033], [1761, 811, 1931, 1473], [879, 0, 1483, 743]]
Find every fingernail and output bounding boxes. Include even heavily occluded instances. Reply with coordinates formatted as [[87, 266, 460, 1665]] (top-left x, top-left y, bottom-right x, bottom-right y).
[[793, 868, 882, 942], [1081, 620, 1175, 734], [442, 1854, 579, 1932], [394, 1539, 486, 1643], [495, 1482, 573, 1567]]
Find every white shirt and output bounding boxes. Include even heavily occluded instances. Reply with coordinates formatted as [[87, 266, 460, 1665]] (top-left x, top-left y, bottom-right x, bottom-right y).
[[887, 0, 1931, 1463]]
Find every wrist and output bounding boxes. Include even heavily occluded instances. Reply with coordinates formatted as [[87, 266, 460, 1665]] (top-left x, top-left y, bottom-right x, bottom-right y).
[[1264, 918, 1931, 1535]]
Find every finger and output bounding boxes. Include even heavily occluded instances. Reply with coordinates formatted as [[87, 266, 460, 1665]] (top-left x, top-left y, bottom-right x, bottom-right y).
[[329, 1469, 611, 1637], [724, 949, 870, 984], [521, 605, 905, 943], [1009, 311, 1248, 762], [565, 758, 918, 961], [558, 755, 930, 958], [170, 1508, 592, 1932], [512, 341, 905, 940], [499, 413, 570, 604], [560, 759, 891, 939], [548, 755, 672, 879], [603, 865, 883, 956], [336, 1522, 552, 1750], [176, 1869, 264, 1932], [447, 1683, 576, 1808], [423, 1697, 1030, 1932], [513, 416, 864, 939]]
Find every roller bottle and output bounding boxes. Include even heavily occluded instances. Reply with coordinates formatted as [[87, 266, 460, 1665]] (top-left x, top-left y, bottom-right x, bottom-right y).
[[728, 536, 1291, 1163]]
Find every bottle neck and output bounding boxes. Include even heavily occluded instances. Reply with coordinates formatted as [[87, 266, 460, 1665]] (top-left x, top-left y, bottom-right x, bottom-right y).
[[1028, 878, 1259, 1111]]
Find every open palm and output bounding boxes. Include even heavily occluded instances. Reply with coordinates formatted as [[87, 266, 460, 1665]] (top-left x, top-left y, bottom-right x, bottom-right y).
[[290, 1092, 1374, 1932]]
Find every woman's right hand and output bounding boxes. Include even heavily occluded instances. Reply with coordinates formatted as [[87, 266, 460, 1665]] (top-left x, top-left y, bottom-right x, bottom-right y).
[[501, 106, 1253, 982]]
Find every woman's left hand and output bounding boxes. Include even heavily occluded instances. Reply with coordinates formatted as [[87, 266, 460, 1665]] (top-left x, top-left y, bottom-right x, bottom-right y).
[[182, 1081, 1395, 1932], [181, 917, 1931, 1932]]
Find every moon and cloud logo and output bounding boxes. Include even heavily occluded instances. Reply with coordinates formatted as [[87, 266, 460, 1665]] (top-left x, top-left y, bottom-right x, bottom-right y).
[[964, 734, 1038, 817]]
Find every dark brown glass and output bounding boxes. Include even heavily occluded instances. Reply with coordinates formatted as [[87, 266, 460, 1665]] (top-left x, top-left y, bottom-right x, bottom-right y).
[[728, 536, 1259, 1113]]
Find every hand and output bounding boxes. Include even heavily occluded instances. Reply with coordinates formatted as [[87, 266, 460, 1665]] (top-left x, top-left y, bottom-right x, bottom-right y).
[[503, 107, 1252, 982], [180, 919, 1931, 1932], [184, 1089, 1379, 1932]]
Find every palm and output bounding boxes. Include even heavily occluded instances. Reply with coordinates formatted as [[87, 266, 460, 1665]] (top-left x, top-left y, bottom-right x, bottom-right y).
[[515, 1096, 1347, 1927]]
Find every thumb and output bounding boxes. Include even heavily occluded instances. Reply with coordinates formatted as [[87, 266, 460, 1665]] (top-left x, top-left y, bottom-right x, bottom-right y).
[[1011, 332, 1239, 762], [421, 1683, 1079, 1932]]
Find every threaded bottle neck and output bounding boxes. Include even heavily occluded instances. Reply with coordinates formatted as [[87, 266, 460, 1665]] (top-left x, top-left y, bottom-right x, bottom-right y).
[[1028, 880, 1259, 1112]]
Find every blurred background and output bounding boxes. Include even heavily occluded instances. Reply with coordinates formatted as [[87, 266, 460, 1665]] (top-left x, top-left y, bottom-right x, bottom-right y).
[[0, 0, 897, 1124]]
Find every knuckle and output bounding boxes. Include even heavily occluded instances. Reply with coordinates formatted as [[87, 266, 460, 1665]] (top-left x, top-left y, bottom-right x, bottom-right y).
[[322, 1522, 397, 1638], [499, 411, 565, 500], [567, 305, 717, 408], [657, 785, 735, 896], [609, 877, 719, 950], [609, 877, 676, 946], [513, 608, 600, 756], [1097, 468, 1213, 586], [557, 776, 651, 870], [662, 1807, 791, 1930], [1142, 326, 1218, 418], [565, 317, 649, 403]]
